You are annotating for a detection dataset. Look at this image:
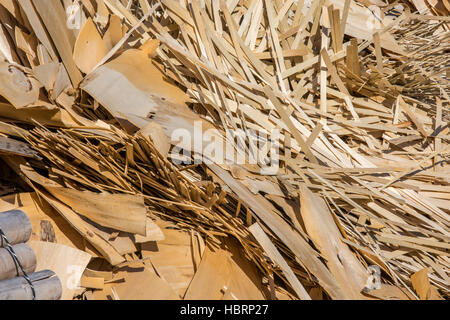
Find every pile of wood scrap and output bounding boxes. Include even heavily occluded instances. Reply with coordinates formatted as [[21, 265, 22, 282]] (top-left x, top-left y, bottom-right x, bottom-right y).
[[0, 0, 448, 300]]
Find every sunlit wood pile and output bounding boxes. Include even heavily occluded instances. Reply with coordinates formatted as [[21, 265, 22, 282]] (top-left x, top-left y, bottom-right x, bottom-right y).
[[0, 0, 449, 300]]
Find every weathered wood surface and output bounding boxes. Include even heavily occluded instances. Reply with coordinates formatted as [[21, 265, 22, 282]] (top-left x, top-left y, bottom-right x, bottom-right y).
[[0, 270, 62, 300], [0, 209, 32, 247], [0, 243, 36, 281]]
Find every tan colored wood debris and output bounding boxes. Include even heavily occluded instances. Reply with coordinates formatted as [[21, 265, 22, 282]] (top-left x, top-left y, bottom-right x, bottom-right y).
[[0, 0, 448, 300]]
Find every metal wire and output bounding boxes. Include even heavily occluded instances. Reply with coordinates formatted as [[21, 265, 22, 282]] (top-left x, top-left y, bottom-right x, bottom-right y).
[[0, 228, 36, 300]]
